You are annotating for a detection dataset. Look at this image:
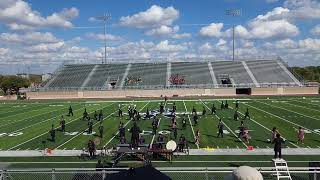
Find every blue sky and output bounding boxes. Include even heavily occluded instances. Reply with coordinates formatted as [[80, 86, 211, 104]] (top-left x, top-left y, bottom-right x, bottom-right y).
[[0, 0, 320, 74]]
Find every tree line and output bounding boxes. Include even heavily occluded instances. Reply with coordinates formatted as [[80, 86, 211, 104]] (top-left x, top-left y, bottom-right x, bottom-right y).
[[292, 66, 320, 82], [0, 75, 31, 95]]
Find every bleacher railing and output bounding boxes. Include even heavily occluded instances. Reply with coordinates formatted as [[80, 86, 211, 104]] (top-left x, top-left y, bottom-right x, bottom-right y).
[[28, 82, 318, 92], [0, 167, 319, 180]]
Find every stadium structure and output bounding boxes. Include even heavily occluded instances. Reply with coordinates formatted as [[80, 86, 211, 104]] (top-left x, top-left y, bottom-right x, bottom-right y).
[[27, 58, 318, 99]]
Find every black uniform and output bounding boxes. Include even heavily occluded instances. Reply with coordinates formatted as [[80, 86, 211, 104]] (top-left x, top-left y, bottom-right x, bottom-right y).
[[146, 108, 150, 119], [243, 108, 250, 120], [202, 107, 206, 116], [160, 103, 164, 114], [235, 100, 239, 109], [118, 108, 123, 117], [130, 122, 142, 149], [211, 104, 216, 114], [193, 114, 198, 125], [68, 106, 73, 116], [238, 122, 245, 138], [234, 110, 239, 121], [93, 111, 98, 121], [88, 120, 93, 134], [272, 135, 285, 159], [60, 116, 66, 132], [50, 125, 55, 142], [98, 125, 104, 138], [152, 119, 158, 134], [172, 103, 177, 113], [182, 117, 187, 129], [83, 108, 88, 121], [217, 121, 224, 138], [221, 102, 224, 110], [192, 106, 197, 115], [98, 110, 103, 121], [225, 101, 228, 109]]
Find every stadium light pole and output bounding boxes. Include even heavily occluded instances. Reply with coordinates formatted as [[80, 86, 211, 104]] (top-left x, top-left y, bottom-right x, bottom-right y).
[[226, 9, 241, 61], [96, 13, 111, 64]]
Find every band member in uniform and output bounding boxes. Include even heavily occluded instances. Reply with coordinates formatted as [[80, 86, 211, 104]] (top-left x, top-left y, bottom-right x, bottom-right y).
[[157, 134, 165, 149], [88, 118, 93, 134], [192, 106, 197, 115], [243, 108, 250, 120], [119, 122, 125, 138], [221, 101, 225, 110], [146, 108, 150, 119], [49, 124, 55, 142], [217, 119, 224, 138], [88, 140, 96, 158], [224, 100, 229, 109], [160, 102, 164, 114], [195, 129, 200, 146], [271, 127, 279, 143], [172, 122, 177, 139], [193, 113, 198, 126], [202, 106, 206, 116], [238, 121, 245, 138], [211, 104, 216, 114], [172, 102, 177, 113], [118, 107, 123, 117], [136, 112, 141, 121], [178, 134, 186, 152], [83, 108, 88, 121], [98, 110, 103, 121], [60, 115, 66, 132], [234, 110, 239, 121], [152, 118, 158, 135], [68, 105, 73, 116], [235, 100, 239, 109], [272, 133, 285, 159], [93, 111, 98, 121], [130, 122, 142, 149], [99, 124, 104, 138], [297, 127, 305, 144]]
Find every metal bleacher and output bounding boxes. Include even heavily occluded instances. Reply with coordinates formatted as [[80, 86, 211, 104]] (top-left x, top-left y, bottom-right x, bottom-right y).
[[43, 60, 302, 90], [212, 61, 254, 85], [171, 62, 213, 85], [246, 60, 297, 85]]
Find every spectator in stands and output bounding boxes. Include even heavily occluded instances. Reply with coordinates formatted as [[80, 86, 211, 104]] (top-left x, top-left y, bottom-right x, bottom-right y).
[[273, 133, 285, 159]]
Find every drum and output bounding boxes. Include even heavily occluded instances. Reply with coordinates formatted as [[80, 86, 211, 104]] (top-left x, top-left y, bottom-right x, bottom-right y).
[[166, 140, 177, 151]]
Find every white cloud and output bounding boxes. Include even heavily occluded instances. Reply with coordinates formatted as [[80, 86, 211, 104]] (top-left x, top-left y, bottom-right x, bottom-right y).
[[216, 39, 226, 46], [86, 33, 123, 41], [249, 19, 299, 39], [311, 25, 320, 36], [0, 0, 79, 30], [0, 32, 60, 45], [154, 40, 187, 52], [199, 23, 224, 38], [145, 25, 179, 36], [0, 48, 9, 56], [172, 33, 191, 39], [119, 5, 179, 28], [24, 42, 65, 53]]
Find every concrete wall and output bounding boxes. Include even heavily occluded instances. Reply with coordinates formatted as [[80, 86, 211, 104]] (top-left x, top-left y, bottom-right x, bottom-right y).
[[26, 87, 318, 99], [0, 95, 17, 100]]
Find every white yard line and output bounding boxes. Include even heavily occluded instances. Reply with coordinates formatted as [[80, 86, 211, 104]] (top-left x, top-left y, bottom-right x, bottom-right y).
[[183, 100, 199, 149], [200, 100, 248, 148], [284, 100, 320, 113], [0, 106, 67, 128], [103, 101, 150, 147], [290, 99, 320, 107], [7, 103, 114, 150], [225, 101, 300, 148], [258, 100, 320, 121], [10, 107, 85, 133], [245, 103, 320, 137]]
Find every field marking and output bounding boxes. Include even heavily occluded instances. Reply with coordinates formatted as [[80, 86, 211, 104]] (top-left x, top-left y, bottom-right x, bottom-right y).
[[6, 106, 86, 134], [103, 101, 150, 148], [55, 109, 119, 149], [150, 101, 167, 148], [259, 100, 320, 121], [200, 99, 248, 148], [290, 99, 320, 108], [0, 104, 51, 117], [0, 105, 68, 129], [225, 101, 299, 148], [282, 101, 320, 113], [7, 103, 115, 150], [183, 100, 199, 149], [245, 103, 320, 137]]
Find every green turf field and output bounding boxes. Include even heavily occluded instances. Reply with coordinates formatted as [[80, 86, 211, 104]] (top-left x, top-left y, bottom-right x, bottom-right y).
[[1, 96, 320, 151]]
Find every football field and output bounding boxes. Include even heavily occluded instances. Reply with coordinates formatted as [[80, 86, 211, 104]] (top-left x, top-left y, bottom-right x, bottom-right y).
[[1, 96, 320, 151]]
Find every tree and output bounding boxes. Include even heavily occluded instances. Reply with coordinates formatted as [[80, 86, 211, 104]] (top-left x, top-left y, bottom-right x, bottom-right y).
[[0, 75, 30, 95]]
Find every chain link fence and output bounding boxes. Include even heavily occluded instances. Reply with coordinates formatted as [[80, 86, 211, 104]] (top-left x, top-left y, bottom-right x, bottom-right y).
[[1, 168, 320, 180]]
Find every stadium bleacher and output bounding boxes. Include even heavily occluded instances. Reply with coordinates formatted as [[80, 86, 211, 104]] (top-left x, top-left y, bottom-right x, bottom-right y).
[[44, 60, 301, 90]]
